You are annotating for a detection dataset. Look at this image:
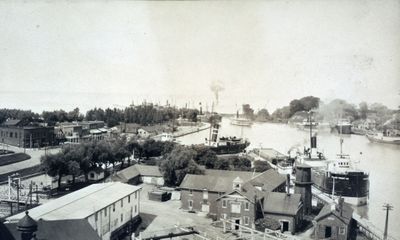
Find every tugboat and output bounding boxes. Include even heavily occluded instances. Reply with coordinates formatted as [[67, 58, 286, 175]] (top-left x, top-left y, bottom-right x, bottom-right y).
[[205, 122, 250, 154]]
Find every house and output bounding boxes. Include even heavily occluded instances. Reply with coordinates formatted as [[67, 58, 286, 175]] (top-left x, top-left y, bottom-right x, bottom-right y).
[[6, 182, 141, 240], [314, 198, 357, 240], [0, 119, 55, 148], [216, 178, 263, 229], [56, 121, 109, 143], [179, 169, 286, 217], [88, 167, 105, 181], [110, 164, 164, 186], [262, 192, 303, 234], [137, 125, 171, 139]]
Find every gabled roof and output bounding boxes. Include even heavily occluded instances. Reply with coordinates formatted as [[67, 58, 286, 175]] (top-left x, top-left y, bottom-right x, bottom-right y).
[[217, 182, 263, 203], [314, 202, 353, 224], [135, 165, 163, 177], [4, 219, 101, 240], [248, 169, 286, 192], [2, 119, 22, 126], [110, 165, 162, 183], [110, 166, 140, 183], [263, 192, 302, 216], [179, 169, 285, 193]]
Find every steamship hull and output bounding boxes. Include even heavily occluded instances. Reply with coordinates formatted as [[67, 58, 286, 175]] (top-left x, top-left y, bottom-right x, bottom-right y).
[[312, 169, 369, 206], [208, 141, 250, 155]]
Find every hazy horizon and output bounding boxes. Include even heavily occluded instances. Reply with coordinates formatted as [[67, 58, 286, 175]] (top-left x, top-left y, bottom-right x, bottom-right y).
[[0, 1, 399, 113]]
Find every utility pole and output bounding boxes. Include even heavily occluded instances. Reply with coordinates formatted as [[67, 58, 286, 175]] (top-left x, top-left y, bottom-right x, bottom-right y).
[[383, 203, 393, 240]]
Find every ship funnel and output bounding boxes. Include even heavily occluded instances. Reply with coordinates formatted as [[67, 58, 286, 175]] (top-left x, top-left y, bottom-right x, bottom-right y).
[[311, 136, 317, 148]]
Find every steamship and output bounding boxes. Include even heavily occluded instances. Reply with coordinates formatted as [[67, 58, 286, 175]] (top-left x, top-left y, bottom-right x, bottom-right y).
[[230, 110, 253, 127], [204, 122, 250, 154], [296, 113, 369, 206]]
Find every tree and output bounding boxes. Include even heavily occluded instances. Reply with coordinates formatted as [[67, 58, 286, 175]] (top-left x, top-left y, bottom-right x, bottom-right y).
[[199, 150, 218, 169], [160, 145, 203, 186], [253, 161, 271, 172], [359, 102, 369, 119], [41, 152, 69, 189], [256, 108, 270, 121], [232, 156, 252, 170], [214, 158, 230, 170], [242, 104, 255, 120]]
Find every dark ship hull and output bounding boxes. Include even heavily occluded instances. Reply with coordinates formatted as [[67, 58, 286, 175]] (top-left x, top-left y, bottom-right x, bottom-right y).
[[312, 169, 369, 206], [208, 140, 250, 155], [334, 124, 352, 134]]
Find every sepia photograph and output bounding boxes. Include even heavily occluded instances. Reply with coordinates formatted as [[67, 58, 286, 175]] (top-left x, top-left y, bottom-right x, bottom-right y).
[[0, 1, 399, 239]]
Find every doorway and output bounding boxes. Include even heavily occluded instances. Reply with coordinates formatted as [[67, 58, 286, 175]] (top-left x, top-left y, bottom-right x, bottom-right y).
[[235, 219, 240, 230], [325, 226, 332, 238], [281, 221, 289, 232]]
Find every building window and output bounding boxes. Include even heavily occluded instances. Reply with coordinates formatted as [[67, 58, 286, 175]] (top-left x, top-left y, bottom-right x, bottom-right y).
[[90, 173, 95, 178], [245, 202, 250, 211], [121, 199, 123, 208], [189, 190, 193, 195], [128, 195, 131, 203], [135, 192, 137, 199], [222, 200, 227, 208], [231, 203, 241, 213], [10, 132, 13, 138], [189, 200, 193, 209], [244, 216, 250, 225], [339, 227, 346, 235], [203, 190, 208, 200], [104, 208, 107, 217], [95, 212, 98, 221], [121, 213, 123, 222], [113, 203, 115, 212]]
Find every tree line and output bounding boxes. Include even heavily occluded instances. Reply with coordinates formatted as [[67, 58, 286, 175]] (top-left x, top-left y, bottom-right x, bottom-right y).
[[0, 104, 199, 128]]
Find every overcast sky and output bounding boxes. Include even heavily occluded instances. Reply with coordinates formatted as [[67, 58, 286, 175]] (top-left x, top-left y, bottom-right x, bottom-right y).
[[0, 0, 399, 113]]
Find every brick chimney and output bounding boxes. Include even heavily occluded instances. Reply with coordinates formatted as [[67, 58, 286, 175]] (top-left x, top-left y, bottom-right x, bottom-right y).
[[286, 174, 291, 195]]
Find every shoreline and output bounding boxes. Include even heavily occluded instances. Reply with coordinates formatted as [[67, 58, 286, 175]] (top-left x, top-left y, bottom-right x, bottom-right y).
[[173, 122, 211, 138]]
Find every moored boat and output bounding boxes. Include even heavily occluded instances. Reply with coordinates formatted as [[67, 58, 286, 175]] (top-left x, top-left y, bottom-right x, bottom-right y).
[[366, 132, 400, 145], [334, 119, 352, 134], [230, 110, 253, 127], [204, 122, 250, 154]]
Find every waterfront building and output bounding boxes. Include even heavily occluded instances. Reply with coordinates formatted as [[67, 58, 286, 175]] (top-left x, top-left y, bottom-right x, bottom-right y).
[[55, 121, 109, 144], [6, 182, 141, 240], [110, 164, 164, 186], [262, 192, 303, 234], [179, 169, 286, 218], [313, 198, 357, 240], [0, 119, 55, 148]]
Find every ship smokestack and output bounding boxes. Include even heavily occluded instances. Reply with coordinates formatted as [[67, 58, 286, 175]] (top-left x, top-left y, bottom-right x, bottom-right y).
[[311, 136, 317, 148], [286, 174, 291, 195]]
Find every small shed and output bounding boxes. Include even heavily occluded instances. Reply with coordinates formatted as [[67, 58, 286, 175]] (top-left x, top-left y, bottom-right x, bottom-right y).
[[263, 192, 303, 234], [87, 167, 105, 181], [313, 199, 357, 240]]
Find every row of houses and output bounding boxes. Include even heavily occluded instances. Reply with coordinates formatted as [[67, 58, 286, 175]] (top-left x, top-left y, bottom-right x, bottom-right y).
[[0, 119, 110, 148]]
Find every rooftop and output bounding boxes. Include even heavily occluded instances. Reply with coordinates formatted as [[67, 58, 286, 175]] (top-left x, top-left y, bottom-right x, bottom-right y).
[[7, 182, 141, 221], [180, 169, 285, 193], [263, 192, 302, 216], [4, 219, 101, 240], [315, 200, 353, 224]]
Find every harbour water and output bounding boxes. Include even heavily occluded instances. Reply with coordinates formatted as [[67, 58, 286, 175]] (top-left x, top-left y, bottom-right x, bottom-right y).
[[178, 118, 400, 239]]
